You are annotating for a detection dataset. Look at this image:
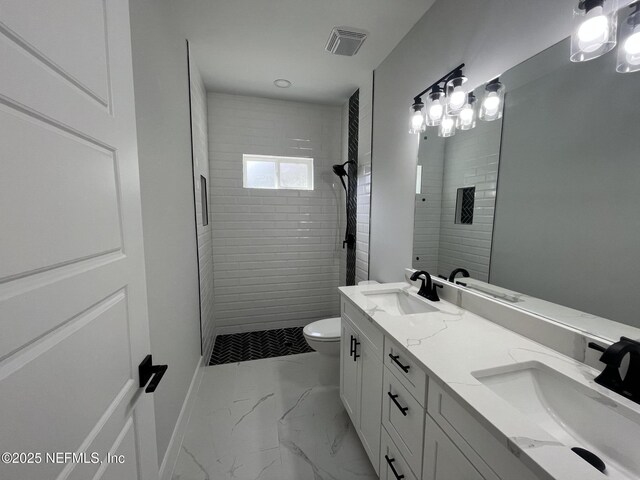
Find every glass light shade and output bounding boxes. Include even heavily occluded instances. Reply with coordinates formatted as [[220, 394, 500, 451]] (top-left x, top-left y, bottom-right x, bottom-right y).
[[438, 114, 456, 137], [425, 89, 445, 126], [479, 80, 505, 122], [617, 3, 640, 73], [409, 103, 426, 134], [445, 75, 468, 115], [456, 94, 477, 130], [570, 1, 618, 62]]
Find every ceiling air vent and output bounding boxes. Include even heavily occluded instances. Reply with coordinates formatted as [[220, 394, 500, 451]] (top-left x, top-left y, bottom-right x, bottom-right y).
[[325, 27, 368, 56]]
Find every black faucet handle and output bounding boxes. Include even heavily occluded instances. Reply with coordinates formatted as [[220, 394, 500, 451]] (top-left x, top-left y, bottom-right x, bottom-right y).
[[588, 342, 607, 353]]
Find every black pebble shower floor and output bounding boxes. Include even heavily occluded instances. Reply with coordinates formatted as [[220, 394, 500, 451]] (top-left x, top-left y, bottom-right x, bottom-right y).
[[208, 327, 315, 365]]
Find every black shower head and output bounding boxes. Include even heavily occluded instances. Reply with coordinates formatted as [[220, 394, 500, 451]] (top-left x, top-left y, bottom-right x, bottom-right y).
[[332, 161, 354, 192], [332, 160, 354, 178]]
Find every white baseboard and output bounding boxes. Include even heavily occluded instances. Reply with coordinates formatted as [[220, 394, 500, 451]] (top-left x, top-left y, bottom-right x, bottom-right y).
[[158, 356, 204, 480]]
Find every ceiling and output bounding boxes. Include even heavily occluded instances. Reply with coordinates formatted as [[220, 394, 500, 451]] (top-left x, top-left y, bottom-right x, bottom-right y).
[[170, 0, 435, 105]]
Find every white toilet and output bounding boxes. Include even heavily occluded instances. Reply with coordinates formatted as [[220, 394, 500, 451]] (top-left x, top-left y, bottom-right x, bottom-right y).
[[303, 317, 341, 356]]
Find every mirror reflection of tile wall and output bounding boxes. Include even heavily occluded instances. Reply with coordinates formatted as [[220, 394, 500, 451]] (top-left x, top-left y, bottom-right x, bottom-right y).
[[413, 99, 503, 282]]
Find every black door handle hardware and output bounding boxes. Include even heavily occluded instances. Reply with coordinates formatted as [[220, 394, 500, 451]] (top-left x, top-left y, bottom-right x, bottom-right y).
[[350, 335, 360, 358], [387, 392, 409, 416], [388, 353, 410, 373], [353, 338, 360, 361], [139, 355, 168, 393], [385, 455, 405, 479]]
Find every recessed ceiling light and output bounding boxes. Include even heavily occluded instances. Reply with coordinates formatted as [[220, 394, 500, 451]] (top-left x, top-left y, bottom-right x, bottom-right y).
[[274, 79, 292, 88]]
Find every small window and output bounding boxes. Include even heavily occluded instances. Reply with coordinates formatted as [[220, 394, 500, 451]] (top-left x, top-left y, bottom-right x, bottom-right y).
[[242, 154, 314, 190], [455, 186, 475, 224]]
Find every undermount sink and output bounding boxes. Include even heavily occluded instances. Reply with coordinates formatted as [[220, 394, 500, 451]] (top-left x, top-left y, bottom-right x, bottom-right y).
[[473, 361, 640, 479], [361, 289, 438, 316]]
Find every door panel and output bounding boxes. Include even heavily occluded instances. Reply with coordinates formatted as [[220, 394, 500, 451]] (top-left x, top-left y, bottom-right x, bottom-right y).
[[340, 318, 359, 423], [0, 1, 158, 479], [0, 0, 110, 103], [423, 416, 487, 480], [359, 339, 382, 473]]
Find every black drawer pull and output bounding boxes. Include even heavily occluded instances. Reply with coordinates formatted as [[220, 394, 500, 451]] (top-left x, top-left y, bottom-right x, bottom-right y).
[[385, 455, 405, 479], [349, 335, 355, 357], [387, 392, 409, 416], [353, 338, 360, 361], [389, 353, 410, 373]]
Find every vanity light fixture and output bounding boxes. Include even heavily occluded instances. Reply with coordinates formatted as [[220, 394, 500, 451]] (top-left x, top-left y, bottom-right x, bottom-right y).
[[425, 86, 445, 126], [445, 70, 468, 115], [457, 93, 477, 130], [409, 98, 427, 134], [479, 78, 505, 122], [617, 1, 640, 72], [438, 114, 456, 137], [571, 0, 618, 62], [408, 63, 464, 135]]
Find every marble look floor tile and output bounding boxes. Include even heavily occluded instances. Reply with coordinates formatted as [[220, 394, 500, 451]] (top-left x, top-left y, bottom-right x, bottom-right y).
[[172, 353, 378, 480]]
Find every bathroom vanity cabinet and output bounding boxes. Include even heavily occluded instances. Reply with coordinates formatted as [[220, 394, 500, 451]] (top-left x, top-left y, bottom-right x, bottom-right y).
[[340, 297, 384, 474], [340, 295, 539, 480]]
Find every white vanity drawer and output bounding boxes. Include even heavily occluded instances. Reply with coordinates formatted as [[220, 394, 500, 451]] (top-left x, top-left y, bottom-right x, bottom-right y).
[[342, 297, 384, 356], [384, 337, 427, 406], [382, 366, 425, 477], [427, 381, 538, 480], [381, 426, 419, 480]]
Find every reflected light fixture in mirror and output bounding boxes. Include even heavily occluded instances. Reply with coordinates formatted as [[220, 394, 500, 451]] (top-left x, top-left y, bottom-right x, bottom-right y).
[[617, 1, 640, 72], [479, 78, 505, 122], [409, 98, 427, 134], [457, 93, 477, 130], [570, 0, 618, 62], [438, 114, 456, 137], [446, 71, 468, 115], [426, 86, 445, 126]]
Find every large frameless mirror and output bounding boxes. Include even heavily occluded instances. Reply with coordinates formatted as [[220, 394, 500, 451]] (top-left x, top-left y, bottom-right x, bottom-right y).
[[412, 37, 640, 338]]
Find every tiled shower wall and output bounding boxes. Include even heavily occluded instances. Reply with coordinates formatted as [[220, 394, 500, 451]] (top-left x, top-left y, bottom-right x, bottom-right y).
[[189, 60, 215, 359], [355, 77, 373, 284], [208, 93, 344, 332]]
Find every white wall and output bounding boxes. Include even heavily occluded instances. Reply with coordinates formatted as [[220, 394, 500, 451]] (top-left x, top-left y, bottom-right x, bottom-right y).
[[355, 76, 374, 284], [208, 93, 344, 331], [370, 0, 577, 282], [129, 0, 202, 464], [188, 57, 215, 360]]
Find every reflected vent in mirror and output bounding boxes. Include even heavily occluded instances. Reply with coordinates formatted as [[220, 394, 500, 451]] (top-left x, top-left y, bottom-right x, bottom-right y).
[[455, 186, 475, 224]]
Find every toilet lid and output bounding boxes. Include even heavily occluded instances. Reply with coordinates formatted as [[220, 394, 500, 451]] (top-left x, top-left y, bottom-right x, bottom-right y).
[[303, 317, 341, 341]]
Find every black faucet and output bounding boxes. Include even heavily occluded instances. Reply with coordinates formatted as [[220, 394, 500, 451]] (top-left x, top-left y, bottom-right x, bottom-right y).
[[410, 270, 441, 302], [588, 337, 640, 405], [448, 268, 470, 283]]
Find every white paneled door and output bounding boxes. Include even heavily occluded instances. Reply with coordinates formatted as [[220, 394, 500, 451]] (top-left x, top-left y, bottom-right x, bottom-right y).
[[0, 1, 159, 480]]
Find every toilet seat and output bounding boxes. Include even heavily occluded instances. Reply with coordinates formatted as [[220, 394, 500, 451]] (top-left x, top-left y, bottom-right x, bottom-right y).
[[303, 317, 340, 341]]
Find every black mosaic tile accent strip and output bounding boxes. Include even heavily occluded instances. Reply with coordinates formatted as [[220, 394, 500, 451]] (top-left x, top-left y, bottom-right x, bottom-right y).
[[346, 89, 359, 286], [208, 327, 314, 365]]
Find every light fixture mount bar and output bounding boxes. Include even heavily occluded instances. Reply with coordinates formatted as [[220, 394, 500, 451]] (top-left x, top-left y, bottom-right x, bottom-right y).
[[413, 63, 465, 102]]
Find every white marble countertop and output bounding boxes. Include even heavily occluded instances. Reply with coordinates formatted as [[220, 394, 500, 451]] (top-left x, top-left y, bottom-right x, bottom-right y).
[[339, 282, 640, 480]]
